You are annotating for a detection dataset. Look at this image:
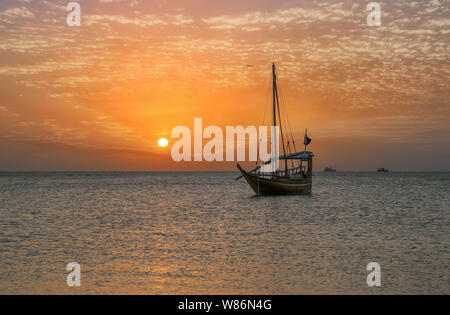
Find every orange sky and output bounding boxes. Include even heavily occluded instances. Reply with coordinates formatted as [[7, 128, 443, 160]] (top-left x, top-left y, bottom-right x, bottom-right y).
[[0, 0, 449, 171]]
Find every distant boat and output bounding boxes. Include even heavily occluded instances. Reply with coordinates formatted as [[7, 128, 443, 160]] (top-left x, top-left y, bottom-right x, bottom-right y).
[[236, 63, 314, 195], [377, 168, 389, 172], [324, 165, 336, 172]]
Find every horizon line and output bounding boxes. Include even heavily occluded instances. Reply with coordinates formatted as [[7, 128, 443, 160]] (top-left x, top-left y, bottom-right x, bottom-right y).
[[0, 170, 448, 173]]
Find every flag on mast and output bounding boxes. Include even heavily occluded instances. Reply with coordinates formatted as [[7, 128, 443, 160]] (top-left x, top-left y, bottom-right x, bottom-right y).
[[304, 129, 312, 147]]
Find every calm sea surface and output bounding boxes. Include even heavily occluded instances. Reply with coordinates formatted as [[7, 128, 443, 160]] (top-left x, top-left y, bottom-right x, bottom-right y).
[[0, 172, 448, 294]]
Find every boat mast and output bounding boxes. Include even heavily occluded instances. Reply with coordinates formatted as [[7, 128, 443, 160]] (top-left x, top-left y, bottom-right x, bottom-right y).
[[272, 63, 277, 154], [272, 63, 288, 173]]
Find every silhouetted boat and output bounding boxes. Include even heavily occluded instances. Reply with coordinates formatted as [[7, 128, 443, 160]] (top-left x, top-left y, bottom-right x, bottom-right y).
[[236, 63, 314, 195], [324, 165, 336, 172], [377, 168, 389, 172]]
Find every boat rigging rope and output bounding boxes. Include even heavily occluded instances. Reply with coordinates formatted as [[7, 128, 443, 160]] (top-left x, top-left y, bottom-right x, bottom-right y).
[[277, 73, 299, 169]]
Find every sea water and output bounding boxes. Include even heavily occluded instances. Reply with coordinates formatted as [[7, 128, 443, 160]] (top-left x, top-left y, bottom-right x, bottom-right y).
[[0, 172, 448, 294]]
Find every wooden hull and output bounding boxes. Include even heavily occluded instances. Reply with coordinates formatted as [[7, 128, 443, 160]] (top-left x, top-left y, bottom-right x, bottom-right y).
[[237, 164, 312, 195]]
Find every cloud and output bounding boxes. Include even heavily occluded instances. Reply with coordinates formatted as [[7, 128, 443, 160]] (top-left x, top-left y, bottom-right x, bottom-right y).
[[84, 14, 193, 28], [0, 6, 34, 23], [84, 14, 168, 27], [201, 7, 338, 30]]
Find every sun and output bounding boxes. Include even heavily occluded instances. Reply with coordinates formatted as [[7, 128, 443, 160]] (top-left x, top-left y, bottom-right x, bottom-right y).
[[158, 138, 169, 148]]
